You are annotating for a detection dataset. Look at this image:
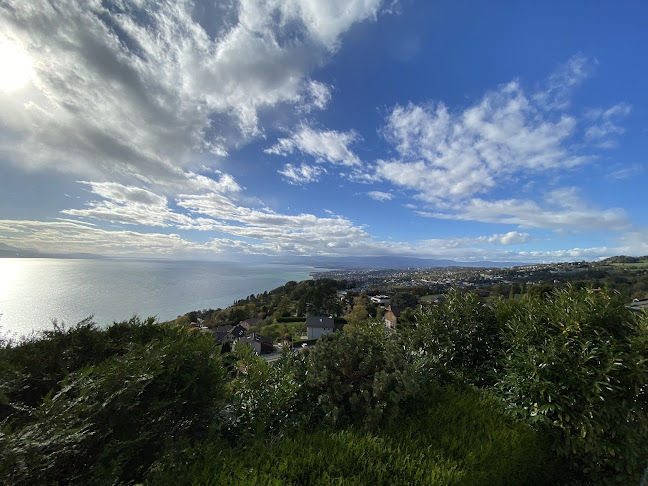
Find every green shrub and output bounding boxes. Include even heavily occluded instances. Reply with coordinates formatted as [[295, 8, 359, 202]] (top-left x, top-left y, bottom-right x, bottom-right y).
[[277, 317, 308, 323], [221, 345, 310, 439], [0, 316, 168, 425], [146, 383, 555, 486], [305, 323, 419, 427], [497, 286, 648, 484], [409, 288, 500, 386], [0, 325, 226, 486]]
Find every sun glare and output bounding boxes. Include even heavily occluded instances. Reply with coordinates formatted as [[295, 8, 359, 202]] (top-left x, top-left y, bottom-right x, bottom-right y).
[[0, 36, 33, 92]]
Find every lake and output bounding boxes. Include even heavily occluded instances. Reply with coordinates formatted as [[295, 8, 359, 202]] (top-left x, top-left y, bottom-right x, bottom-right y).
[[0, 258, 321, 338]]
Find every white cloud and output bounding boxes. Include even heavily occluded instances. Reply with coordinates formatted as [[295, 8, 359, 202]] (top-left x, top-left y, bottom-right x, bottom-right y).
[[375, 56, 632, 235], [533, 54, 591, 110], [0, 219, 209, 257], [266, 124, 362, 166], [420, 192, 628, 231], [303, 80, 333, 111], [607, 163, 643, 180], [419, 231, 530, 249], [377, 78, 584, 201], [479, 231, 531, 246], [278, 163, 326, 184], [584, 102, 632, 148], [0, 0, 385, 190], [61, 181, 194, 227], [175, 193, 377, 255], [367, 191, 393, 201]]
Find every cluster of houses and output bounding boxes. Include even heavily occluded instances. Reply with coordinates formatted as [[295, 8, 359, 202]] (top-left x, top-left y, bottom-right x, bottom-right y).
[[208, 318, 275, 355], [192, 292, 446, 356]]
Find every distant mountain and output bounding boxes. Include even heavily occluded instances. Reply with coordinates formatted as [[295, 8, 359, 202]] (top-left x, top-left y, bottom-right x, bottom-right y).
[[0, 242, 101, 260], [269, 255, 524, 269], [0, 242, 40, 258]]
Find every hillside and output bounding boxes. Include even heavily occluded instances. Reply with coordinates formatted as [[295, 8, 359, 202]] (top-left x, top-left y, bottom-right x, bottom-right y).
[[1, 284, 647, 485]]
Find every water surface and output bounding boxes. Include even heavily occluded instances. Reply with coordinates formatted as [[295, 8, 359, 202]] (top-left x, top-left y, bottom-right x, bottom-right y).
[[0, 258, 317, 337]]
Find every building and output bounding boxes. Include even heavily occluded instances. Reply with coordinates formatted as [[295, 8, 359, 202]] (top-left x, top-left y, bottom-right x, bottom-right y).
[[370, 295, 390, 304], [237, 333, 274, 355], [383, 305, 406, 329], [211, 324, 246, 344], [306, 316, 335, 339]]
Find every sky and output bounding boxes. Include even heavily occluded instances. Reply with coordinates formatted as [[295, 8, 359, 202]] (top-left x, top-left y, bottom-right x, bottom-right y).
[[0, 0, 647, 263]]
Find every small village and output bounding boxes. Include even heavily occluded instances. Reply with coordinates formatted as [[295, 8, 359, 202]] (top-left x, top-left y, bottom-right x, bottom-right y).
[[188, 257, 648, 360]]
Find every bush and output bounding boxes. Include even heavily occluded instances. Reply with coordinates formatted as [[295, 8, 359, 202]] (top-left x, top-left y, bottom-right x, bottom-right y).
[[0, 316, 168, 425], [221, 346, 310, 439], [0, 322, 226, 486], [146, 383, 555, 486], [277, 317, 307, 323], [497, 286, 648, 484], [409, 288, 500, 386], [305, 323, 419, 427]]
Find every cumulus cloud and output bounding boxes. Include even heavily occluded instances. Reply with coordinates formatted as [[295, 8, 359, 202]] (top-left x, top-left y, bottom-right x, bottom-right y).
[[377, 79, 584, 201], [266, 124, 362, 167], [374, 56, 633, 235], [0, 0, 385, 190]]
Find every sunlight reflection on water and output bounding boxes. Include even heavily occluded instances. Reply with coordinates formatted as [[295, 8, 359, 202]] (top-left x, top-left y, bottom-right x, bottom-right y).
[[0, 258, 316, 338]]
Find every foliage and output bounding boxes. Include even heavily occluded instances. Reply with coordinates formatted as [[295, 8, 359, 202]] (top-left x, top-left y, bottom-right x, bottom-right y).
[[0, 316, 164, 425], [344, 295, 370, 326], [221, 345, 310, 439], [296, 280, 342, 316], [497, 286, 648, 484], [409, 288, 500, 386], [305, 323, 419, 427], [5, 278, 648, 485], [0, 319, 227, 486], [390, 291, 418, 308], [146, 383, 555, 486]]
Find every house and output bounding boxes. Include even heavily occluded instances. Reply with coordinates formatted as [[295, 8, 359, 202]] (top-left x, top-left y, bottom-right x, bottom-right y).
[[211, 324, 246, 344], [306, 316, 335, 339], [237, 333, 274, 355], [383, 305, 406, 329], [370, 295, 390, 305]]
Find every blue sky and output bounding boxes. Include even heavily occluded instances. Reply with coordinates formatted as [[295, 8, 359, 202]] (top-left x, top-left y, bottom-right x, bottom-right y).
[[0, 0, 646, 262]]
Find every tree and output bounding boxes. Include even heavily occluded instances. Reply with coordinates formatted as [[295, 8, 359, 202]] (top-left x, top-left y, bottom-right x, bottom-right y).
[[344, 295, 369, 326], [409, 288, 499, 386], [306, 323, 419, 427], [390, 291, 418, 308], [497, 286, 648, 484], [0, 320, 227, 486]]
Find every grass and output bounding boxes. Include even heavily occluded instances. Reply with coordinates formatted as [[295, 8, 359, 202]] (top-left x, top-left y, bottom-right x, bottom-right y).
[[602, 258, 648, 270], [420, 294, 445, 303], [146, 384, 557, 486]]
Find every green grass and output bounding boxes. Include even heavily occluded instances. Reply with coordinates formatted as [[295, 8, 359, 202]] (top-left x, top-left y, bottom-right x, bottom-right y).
[[255, 321, 307, 340], [146, 384, 557, 486], [602, 258, 648, 270], [420, 294, 445, 303]]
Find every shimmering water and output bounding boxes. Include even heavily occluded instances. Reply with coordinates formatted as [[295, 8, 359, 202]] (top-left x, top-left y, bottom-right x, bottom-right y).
[[0, 258, 318, 337]]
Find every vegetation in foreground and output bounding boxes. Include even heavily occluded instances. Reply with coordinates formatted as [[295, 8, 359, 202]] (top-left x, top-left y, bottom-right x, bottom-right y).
[[1, 286, 646, 485]]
